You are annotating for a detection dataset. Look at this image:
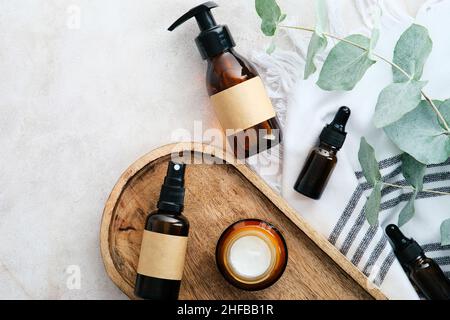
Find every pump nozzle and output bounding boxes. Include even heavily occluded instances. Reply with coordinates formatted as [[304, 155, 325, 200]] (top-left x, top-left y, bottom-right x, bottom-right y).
[[168, 2, 218, 32], [168, 2, 236, 60]]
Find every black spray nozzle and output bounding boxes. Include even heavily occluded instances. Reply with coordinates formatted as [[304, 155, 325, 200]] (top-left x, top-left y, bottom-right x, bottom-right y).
[[385, 224, 424, 266], [168, 1, 218, 32], [163, 161, 186, 188], [157, 161, 186, 213], [168, 2, 235, 60], [319, 106, 351, 150]]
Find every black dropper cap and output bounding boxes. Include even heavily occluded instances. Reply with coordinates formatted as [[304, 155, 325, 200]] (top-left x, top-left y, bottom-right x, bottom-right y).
[[386, 224, 424, 266], [319, 106, 351, 150], [157, 161, 186, 213], [168, 2, 236, 60]]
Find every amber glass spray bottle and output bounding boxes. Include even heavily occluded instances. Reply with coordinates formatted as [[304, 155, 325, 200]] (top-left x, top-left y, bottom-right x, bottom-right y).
[[386, 225, 450, 300], [134, 161, 189, 300], [168, 2, 282, 158]]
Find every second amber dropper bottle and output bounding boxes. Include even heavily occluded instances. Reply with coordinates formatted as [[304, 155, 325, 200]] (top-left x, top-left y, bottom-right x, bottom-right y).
[[386, 225, 450, 300], [168, 2, 282, 158]]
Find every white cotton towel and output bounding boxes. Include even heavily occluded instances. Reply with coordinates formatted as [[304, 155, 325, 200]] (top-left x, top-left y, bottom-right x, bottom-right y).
[[251, 0, 450, 300]]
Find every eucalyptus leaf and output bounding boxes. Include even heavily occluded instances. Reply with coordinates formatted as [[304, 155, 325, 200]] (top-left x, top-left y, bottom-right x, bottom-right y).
[[368, 5, 381, 60], [368, 28, 380, 61], [436, 98, 450, 127], [266, 40, 276, 54], [397, 153, 425, 227], [261, 19, 277, 37], [315, 0, 328, 36], [374, 80, 427, 128], [384, 100, 450, 165], [393, 24, 432, 83], [441, 219, 450, 246], [401, 153, 426, 190], [317, 35, 376, 91], [303, 0, 329, 79], [398, 193, 417, 227], [358, 138, 381, 186], [255, 0, 282, 36], [304, 33, 327, 79], [365, 182, 382, 226]]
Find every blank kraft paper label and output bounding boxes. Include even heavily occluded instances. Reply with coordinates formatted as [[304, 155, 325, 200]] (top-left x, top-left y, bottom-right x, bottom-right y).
[[210, 77, 276, 134], [137, 230, 188, 281]]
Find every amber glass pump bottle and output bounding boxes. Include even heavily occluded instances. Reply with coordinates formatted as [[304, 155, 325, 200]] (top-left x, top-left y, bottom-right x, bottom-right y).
[[168, 2, 282, 158], [134, 161, 189, 300], [386, 224, 450, 300]]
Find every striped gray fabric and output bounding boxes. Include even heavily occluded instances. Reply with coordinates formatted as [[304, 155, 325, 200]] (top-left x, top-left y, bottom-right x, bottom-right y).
[[328, 155, 450, 288]]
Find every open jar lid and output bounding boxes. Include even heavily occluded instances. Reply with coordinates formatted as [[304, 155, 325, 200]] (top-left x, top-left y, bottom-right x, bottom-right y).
[[215, 219, 288, 291]]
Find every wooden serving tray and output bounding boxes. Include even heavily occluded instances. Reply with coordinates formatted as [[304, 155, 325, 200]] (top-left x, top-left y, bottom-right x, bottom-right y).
[[100, 143, 386, 300]]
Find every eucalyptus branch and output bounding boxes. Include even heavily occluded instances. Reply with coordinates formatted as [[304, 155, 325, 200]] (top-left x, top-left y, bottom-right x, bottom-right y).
[[258, 0, 450, 243], [382, 182, 450, 196], [279, 25, 450, 133]]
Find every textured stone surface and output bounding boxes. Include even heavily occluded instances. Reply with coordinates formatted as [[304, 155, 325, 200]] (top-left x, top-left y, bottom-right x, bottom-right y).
[[0, 0, 422, 299]]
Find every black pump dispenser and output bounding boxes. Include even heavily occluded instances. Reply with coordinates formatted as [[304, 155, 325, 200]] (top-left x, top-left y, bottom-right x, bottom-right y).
[[319, 106, 351, 150], [168, 1, 236, 59], [157, 161, 186, 213], [386, 224, 424, 265]]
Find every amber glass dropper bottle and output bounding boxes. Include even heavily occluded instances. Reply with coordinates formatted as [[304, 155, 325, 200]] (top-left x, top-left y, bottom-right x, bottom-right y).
[[294, 106, 351, 200], [386, 224, 450, 300], [168, 2, 282, 158]]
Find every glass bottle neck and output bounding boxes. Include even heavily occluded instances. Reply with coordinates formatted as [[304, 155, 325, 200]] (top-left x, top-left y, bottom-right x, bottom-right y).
[[208, 48, 234, 61], [411, 254, 428, 266], [158, 206, 183, 216], [157, 208, 182, 216], [319, 142, 338, 155]]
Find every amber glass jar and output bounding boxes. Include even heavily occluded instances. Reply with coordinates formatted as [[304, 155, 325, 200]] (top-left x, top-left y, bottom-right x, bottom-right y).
[[216, 219, 288, 291]]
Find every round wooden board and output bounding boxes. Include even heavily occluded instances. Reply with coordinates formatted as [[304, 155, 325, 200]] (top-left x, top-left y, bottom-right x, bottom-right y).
[[100, 143, 386, 300]]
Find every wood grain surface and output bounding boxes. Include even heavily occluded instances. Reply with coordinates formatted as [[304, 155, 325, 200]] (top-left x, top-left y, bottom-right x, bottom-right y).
[[100, 143, 386, 300]]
